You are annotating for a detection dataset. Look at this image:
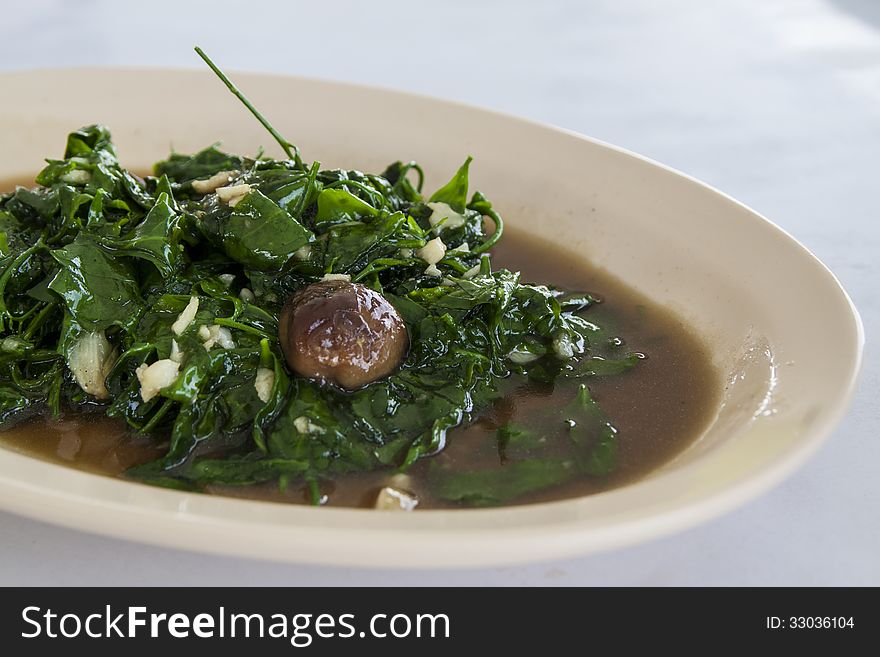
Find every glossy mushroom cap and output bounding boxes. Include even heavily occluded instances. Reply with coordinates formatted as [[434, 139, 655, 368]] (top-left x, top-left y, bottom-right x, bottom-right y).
[[279, 280, 409, 390]]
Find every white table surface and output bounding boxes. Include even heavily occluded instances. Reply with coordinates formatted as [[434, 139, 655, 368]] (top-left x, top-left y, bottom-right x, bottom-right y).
[[0, 0, 876, 586]]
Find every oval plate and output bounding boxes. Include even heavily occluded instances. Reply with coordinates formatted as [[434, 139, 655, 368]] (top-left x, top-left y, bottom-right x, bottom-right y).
[[0, 69, 863, 567]]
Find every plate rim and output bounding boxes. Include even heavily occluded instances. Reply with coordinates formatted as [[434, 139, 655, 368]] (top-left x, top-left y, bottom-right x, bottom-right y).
[[0, 67, 864, 567]]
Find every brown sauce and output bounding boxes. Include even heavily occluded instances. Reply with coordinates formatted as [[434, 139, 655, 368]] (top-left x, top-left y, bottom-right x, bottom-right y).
[[0, 176, 719, 508]]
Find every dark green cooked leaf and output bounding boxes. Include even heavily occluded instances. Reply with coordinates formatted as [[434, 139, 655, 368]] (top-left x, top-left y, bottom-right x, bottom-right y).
[[48, 234, 143, 332]]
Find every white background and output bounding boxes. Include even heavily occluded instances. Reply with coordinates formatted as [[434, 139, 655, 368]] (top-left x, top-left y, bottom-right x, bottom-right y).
[[0, 0, 877, 585]]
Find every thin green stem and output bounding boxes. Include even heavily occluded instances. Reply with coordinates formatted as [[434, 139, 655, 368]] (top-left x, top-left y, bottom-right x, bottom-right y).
[[0, 240, 44, 325], [22, 303, 56, 340], [470, 207, 504, 255], [402, 161, 425, 193], [7, 300, 43, 324], [294, 161, 321, 217], [194, 47, 303, 169], [140, 397, 176, 434], [212, 317, 273, 339]]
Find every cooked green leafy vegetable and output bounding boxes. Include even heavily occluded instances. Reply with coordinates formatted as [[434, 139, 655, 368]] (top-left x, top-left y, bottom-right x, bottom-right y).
[[0, 50, 642, 507]]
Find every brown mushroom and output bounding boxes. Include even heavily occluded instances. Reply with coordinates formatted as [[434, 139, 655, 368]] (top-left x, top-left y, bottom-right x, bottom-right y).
[[279, 280, 409, 390]]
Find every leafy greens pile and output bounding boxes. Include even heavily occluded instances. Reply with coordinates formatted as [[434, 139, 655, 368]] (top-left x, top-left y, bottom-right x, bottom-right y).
[[0, 52, 640, 506]]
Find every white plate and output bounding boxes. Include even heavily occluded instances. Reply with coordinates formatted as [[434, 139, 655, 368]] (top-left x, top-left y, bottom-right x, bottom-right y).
[[0, 69, 863, 567]]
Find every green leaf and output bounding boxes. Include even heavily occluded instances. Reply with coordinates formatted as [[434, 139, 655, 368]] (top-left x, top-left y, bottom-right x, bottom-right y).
[[385, 293, 429, 326], [12, 187, 60, 218], [206, 189, 313, 271], [429, 156, 472, 213], [154, 146, 243, 183], [0, 383, 40, 427], [431, 458, 577, 506], [63, 125, 116, 159], [48, 234, 142, 332], [496, 423, 546, 462], [252, 346, 290, 453], [566, 384, 619, 475], [320, 212, 410, 274], [185, 456, 310, 486], [101, 192, 181, 276], [314, 188, 380, 223]]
